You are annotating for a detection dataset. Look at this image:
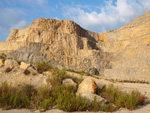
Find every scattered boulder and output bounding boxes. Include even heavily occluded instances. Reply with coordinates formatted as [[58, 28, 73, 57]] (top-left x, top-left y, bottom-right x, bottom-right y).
[[4, 59, 19, 68], [88, 68, 99, 75], [20, 62, 30, 70], [27, 66, 38, 75], [80, 92, 107, 103], [43, 71, 53, 76], [62, 78, 77, 87], [77, 78, 98, 95]]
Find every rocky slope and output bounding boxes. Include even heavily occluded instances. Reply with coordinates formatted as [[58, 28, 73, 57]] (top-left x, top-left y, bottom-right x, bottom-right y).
[[0, 10, 150, 82]]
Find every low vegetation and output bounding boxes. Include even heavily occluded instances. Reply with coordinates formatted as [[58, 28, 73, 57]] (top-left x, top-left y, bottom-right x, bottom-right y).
[[36, 61, 52, 73], [100, 85, 147, 110], [0, 53, 7, 60], [0, 61, 148, 112], [66, 69, 93, 77]]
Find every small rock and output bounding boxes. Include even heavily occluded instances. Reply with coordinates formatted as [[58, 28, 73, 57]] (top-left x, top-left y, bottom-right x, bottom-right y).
[[77, 78, 98, 95], [62, 78, 77, 87], [20, 62, 30, 70], [4, 67, 12, 73], [80, 92, 107, 104], [88, 68, 99, 75], [0, 59, 4, 66], [43, 71, 53, 76], [27, 66, 38, 75], [4, 59, 19, 68], [43, 78, 48, 85]]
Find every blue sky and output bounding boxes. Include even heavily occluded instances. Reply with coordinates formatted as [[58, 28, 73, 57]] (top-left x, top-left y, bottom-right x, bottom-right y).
[[0, 0, 150, 41]]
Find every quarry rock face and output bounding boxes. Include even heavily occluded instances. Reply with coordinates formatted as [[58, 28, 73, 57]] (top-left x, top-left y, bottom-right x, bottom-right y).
[[1, 10, 150, 82]]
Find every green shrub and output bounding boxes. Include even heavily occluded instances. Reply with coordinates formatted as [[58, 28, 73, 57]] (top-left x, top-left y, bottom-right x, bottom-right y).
[[66, 69, 85, 75], [89, 96, 101, 111], [101, 103, 115, 112], [40, 99, 51, 111], [20, 84, 35, 99], [56, 90, 88, 112], [100, 85, 146, 110], [101, 85, 119, 103], [13, 90, 30, 108], [36, 61, 52, 73], [115, 93, 127, 108], [0, 53, 7, 60], [125, 93, 137, 110], [0, 82, 13, 107], [132, 90, 146, 105]]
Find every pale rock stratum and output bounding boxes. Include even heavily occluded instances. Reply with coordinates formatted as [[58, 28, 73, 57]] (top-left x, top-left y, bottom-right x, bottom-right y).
[[0, 10, 150, 82]]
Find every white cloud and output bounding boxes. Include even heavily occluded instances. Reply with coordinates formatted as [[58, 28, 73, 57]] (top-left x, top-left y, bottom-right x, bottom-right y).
[[63, 0, 150, 32], [0, 8, 26, 33]]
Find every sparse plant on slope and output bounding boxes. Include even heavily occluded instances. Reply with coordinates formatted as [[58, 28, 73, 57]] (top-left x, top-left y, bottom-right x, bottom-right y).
[[36, 61, 52, 73], [0, 53, 7, 60]]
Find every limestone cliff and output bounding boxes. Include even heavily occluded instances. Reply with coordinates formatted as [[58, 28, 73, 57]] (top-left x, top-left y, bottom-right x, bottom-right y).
[[1, 10, 150, 82]]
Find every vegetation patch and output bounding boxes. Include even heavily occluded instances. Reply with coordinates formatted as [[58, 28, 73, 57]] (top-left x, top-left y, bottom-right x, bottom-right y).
[[0, 53, 7, 60], [66, 69, 95, 77], [0, 64, 148, 112], [36, 61, 52, 73], [100, 85, 147, 110]]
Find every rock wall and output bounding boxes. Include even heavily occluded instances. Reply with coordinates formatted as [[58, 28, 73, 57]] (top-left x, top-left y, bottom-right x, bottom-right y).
[[1, 10, 150, 82]]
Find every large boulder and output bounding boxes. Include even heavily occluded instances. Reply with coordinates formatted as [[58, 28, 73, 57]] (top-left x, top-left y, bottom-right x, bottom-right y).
[[77, 78, 98, 95], [4, 59, 19, 68]]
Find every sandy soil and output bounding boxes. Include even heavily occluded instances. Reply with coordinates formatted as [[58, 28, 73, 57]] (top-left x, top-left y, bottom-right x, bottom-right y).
[[0, 104, 150, 113]]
